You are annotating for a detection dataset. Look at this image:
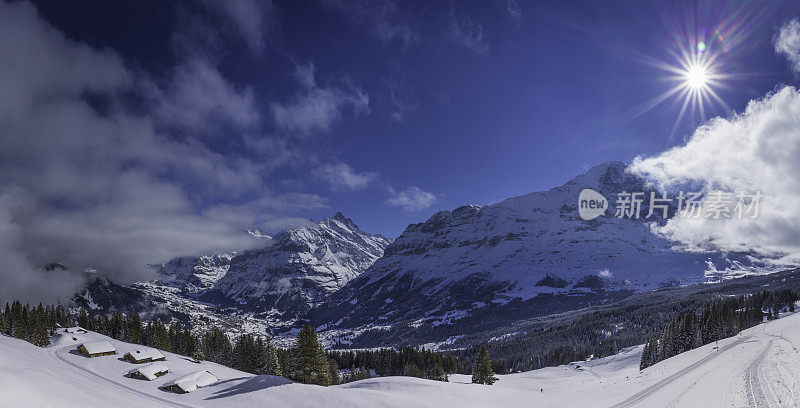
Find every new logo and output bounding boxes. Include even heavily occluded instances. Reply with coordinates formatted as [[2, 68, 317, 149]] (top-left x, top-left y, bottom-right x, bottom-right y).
[[578, 189, 608, 221]]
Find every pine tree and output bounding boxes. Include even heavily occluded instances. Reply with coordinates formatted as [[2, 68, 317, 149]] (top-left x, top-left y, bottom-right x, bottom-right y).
[[3, 303, 10, 334], [357, 366, 370, 380], [193, 349, 205, 363], [234, 334, 256, 373], [31, 311, 50, 347], [640, 337, 659, 370], [126, 313, 142, 344], [403, 362, 424, 378], [472, 345, 495, 385], [10, 301, 26, 339], [248, 336, 266, 374], [182, 328, 196, 357], [203, 327, 232, 365], [77, 308, 89, 329], [471, 345, 495, 385], [0, 306, 4, 335], [430, 362, 447, 381], [263, 341, 283, 376], [289, 325, 331, 386], [328, 359, 340, 385], [154, 320, 171, 351]]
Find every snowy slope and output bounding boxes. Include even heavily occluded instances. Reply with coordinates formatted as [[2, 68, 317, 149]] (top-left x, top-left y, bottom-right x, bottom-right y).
[[455, 308, 800, 407], [4, 311, 800, 407], [310, 162, 768, 344]]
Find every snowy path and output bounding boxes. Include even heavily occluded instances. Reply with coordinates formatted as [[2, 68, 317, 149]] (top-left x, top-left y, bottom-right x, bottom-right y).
[[48, 345, 193, 408], [605, 318, 800, 408], [476, 311, 800, 408], [609, 333, 750, 407]]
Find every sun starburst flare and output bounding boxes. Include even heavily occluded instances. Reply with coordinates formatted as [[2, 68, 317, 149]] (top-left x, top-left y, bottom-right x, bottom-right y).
[[616, 2, 780, 139], [685, 64, 708, 89]]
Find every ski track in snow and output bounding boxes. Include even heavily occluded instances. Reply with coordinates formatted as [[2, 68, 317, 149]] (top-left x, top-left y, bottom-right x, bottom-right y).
[[743, 337, 772, 408], [610, 334, 750, 408], [610, 320, 800, 408], [48, 345, 193, 408]]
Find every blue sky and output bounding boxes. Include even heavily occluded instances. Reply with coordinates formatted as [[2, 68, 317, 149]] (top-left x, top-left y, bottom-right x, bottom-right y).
[[27, 0, 800, 238]]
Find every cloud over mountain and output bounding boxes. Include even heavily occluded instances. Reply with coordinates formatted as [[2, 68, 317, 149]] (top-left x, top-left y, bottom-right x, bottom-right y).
[[631, 86, 800, 264], [387, 186, 437, 211], [0, 1, 280, 302]]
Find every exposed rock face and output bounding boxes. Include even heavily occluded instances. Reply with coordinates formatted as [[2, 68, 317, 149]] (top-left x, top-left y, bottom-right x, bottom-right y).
[[154, 253, 236, 294]]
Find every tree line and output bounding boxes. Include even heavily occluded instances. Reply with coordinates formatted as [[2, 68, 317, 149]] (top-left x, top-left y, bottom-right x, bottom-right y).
[[640, 289, 798, 370], [2, 301, 72, 347], [0, 300, 497, 386], [327, 345, 459, 382]]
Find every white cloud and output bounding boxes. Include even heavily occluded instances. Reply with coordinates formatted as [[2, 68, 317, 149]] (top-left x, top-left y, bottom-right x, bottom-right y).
[[387, 186, 437, 212], [257, 217, 318, 232], [314, 162, 379, 191], [382, 67, 417, 122], [155, 58, 259, 131], [321, 0, 417, 46], [197, 0, 276, 55], [630, 86, 800, 264], [445, 2, 489, 54], [271, 62, 369, 135], [0, 1, 287, 302], [776, 18, 800, 73]]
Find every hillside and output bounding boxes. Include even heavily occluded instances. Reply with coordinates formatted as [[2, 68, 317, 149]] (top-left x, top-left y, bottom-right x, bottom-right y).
[[4, 308, 800, 407]]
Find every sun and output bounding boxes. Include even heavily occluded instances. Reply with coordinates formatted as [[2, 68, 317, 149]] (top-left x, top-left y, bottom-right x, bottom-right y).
[[684, 64, 708, 89], [640, 40, 729, 127]]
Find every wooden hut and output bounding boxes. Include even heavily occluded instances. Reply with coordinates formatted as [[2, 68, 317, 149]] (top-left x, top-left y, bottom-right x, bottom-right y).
[[127, 363, 169, 381], [76, 340, 116, 358], [123, 348, 166, 364], [162, 370, 218, 394]]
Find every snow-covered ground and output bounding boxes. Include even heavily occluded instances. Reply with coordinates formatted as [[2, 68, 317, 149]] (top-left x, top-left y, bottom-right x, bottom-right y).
[[3, 313, 800, 407]]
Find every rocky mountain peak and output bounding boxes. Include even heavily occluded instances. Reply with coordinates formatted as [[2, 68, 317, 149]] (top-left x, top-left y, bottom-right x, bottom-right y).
[[198, 214, 392, 322]]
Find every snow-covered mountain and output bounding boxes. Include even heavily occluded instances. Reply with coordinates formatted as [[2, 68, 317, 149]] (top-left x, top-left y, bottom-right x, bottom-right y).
[[71, 213, 390, 335], [201, 212, 392, 321], [106, 213, 392, 332], [308, 162, 766, 344], [71, 162, 773, 345], [154, 252, 238, 294], [72, 272, 149, 313]]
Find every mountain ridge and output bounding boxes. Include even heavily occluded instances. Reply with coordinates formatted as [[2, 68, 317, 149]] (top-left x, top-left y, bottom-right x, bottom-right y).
[[305, 161, 770, 347]]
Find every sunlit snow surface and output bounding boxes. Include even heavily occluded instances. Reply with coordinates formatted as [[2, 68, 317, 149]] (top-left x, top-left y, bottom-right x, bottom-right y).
[[4, 312, 800, 407]]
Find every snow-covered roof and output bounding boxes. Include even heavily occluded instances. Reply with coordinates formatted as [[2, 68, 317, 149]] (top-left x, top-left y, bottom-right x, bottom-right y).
[[80, 340, 115, 355], [128, 363, 169, 381], [126, 348, 166, 361], [164, 370, 218, 393], [146, 348, 166, 360], [64, 327, 87, 334]]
